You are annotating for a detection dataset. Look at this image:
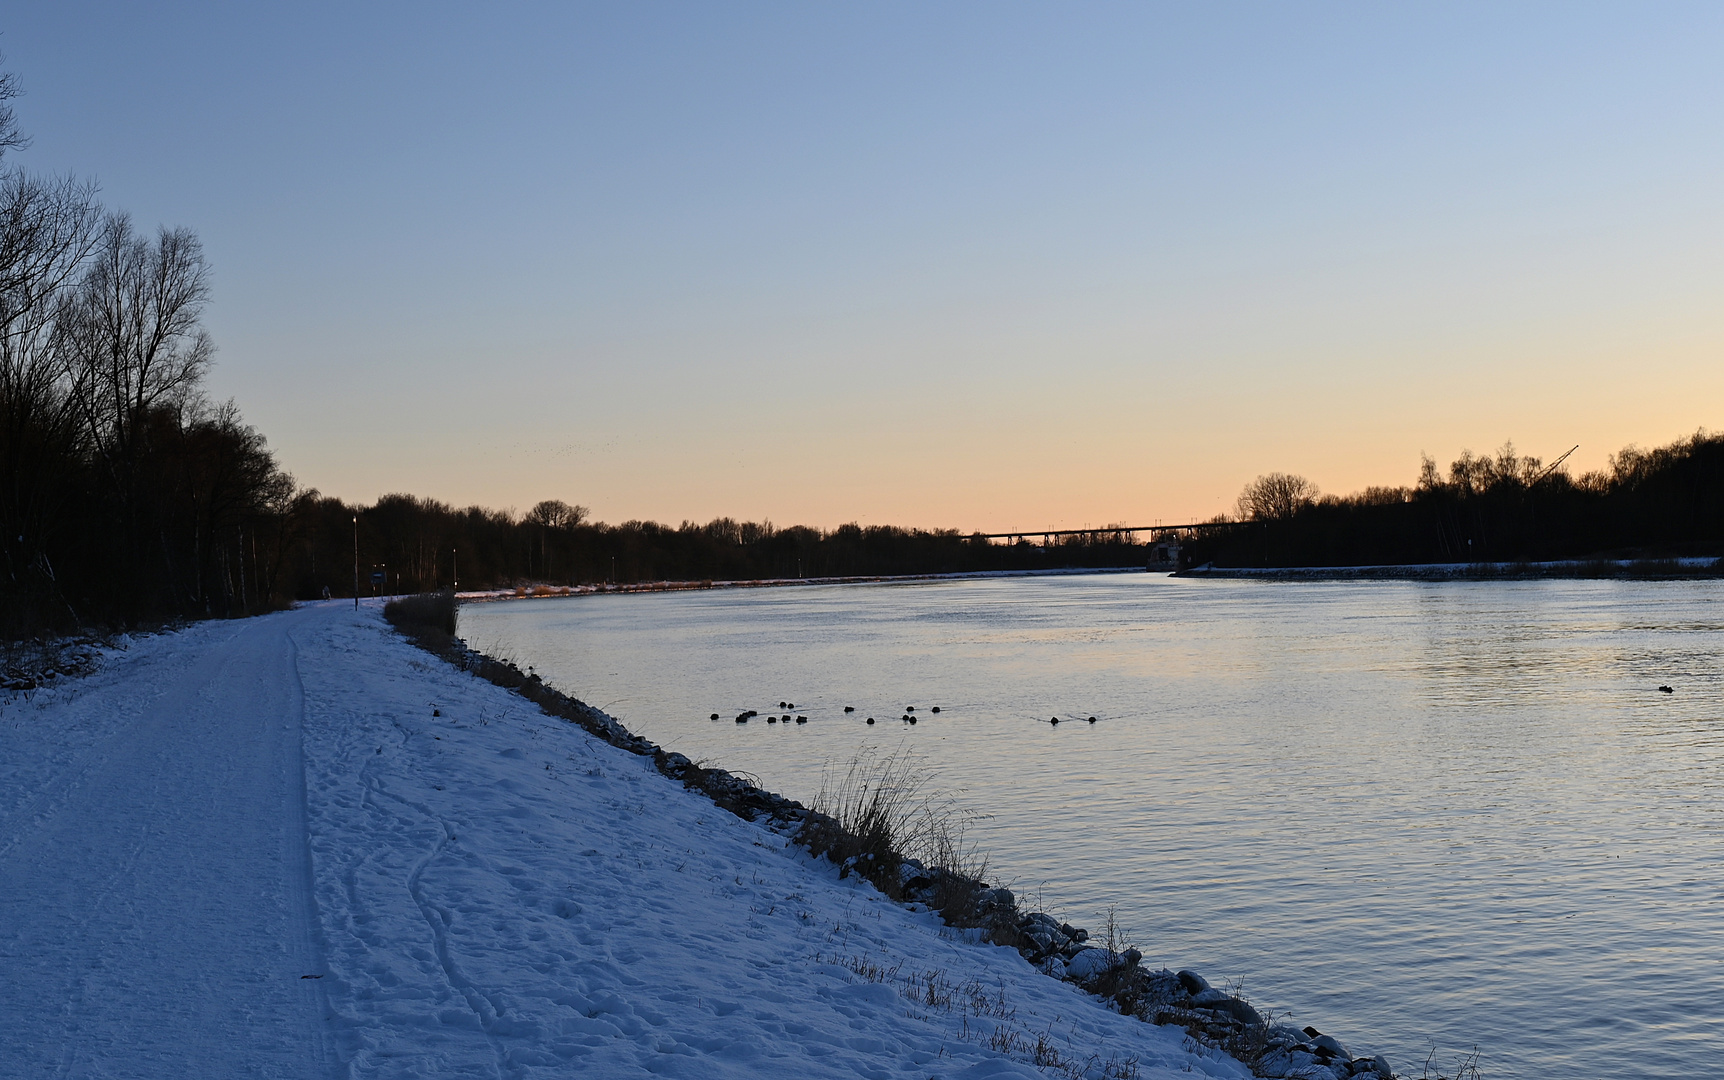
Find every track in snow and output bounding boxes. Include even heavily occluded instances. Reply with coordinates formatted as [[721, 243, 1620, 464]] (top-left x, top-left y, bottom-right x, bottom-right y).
[[0, 612, 338, 1079]]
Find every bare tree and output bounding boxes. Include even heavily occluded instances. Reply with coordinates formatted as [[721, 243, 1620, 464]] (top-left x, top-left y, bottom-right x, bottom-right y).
[[40, 214, 214, 612], [55, 213, 213, 485], [1235, 472, 1319, 521], [0, 55, 27, 162], [0, 55, 103, 626], [0, 55, 304, 628], [0, 175, 103, 435], [527, 499, 589, 529], [0, 167, 103, 625], [523, 499, 589, 581], [0, 171, 102, 304]]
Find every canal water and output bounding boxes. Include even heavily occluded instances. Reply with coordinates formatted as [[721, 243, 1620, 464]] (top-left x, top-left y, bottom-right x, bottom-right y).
[[460, 574, 1724, 1079]]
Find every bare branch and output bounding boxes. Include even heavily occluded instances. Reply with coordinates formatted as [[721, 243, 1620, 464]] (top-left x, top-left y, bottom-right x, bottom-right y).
[[1234, 472, 1319, 522], [0, 55, 30, 162]]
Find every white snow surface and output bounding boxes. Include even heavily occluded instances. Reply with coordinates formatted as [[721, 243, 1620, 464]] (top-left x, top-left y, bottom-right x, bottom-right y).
[[0, 602, 1250, 1080]]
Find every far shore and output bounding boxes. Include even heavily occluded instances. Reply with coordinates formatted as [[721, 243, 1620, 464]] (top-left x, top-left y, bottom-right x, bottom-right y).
[[445, 555, 1724, 602], [453, 564, 1153, 602], [1177, 555, 1723, 581]]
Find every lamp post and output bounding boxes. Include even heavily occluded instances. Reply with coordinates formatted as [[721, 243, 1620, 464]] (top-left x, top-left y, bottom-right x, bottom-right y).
[[452, 548, 458, 593], [352, 515, 359, 610]]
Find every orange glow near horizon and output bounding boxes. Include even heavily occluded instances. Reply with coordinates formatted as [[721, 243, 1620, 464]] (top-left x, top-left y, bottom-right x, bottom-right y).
[[12, 5, 1724, 528]]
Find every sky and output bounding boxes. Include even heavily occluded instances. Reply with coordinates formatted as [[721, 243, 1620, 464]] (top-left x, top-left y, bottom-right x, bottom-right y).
[[6, 3, 1724, 531]]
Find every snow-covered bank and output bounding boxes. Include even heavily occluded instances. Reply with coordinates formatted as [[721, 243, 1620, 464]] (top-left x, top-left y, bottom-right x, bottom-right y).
[[1, 601, 1260, 1078]]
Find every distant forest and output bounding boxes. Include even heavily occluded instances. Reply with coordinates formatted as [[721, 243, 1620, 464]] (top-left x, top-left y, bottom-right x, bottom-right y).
[[1185, 434, 1724, 570], [306, 499, 1142, 599]]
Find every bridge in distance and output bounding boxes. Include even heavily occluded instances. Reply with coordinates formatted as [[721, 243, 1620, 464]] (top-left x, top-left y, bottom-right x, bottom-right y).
[[976, 521, 1242, 545]]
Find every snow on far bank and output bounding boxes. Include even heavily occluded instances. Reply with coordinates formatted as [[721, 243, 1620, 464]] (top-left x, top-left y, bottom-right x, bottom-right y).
[[451, 565, 1151, 604], [1, 601, 1250, 1079]]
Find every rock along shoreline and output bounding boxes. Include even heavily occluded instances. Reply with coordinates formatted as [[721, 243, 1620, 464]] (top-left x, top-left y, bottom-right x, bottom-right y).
[[400, 615, 1405, 1080]]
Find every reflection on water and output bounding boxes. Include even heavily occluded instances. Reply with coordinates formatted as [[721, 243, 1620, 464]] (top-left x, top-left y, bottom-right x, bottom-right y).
[[461, 575, 1724, 1080]]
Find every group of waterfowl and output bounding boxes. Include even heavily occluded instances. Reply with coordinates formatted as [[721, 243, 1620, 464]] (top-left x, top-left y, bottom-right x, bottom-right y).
[[710, 702, 1106, 728], [712, 703, 810, 725], [711, 701, 947, 726]]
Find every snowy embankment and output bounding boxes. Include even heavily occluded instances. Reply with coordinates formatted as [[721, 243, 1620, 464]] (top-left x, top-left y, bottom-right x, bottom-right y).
[[1, 601, 1252, 1079]]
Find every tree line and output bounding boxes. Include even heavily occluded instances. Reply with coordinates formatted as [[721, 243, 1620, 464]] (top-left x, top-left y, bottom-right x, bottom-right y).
[[1187, 433, 1724, 569], [300, 496, 1148, 600], [0, 64, 310, 637]]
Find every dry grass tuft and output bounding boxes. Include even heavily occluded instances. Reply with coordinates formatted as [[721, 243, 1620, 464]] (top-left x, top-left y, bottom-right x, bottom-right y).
[[797, 748, 931, 893], [797, 747, 985, 902], [1420, 1046, 1484, 1080]]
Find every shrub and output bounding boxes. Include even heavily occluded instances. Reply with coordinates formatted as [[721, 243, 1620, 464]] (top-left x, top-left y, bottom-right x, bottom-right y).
[[923, 819, 995, 924], [383, 590, 458, 648]]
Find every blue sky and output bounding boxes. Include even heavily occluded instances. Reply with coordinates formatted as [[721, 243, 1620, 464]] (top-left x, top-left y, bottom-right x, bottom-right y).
[[8, 3, 1724, 528]]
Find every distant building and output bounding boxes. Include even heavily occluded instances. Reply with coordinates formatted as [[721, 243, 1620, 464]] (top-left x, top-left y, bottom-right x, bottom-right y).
[[1147, 535, 1181, 571]]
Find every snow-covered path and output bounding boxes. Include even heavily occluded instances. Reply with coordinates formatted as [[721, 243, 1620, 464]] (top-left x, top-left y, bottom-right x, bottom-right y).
[[1, 603, 1250, 1080], [0, 614, 335, 1078]]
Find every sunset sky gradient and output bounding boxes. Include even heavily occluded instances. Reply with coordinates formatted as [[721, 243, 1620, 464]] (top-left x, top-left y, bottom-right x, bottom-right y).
[[8, 3, 1724, 530]]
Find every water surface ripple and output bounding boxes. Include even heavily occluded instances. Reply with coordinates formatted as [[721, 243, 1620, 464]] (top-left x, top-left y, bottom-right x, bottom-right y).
[[462, 575, 1724, 1079]]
